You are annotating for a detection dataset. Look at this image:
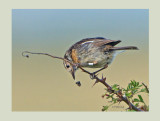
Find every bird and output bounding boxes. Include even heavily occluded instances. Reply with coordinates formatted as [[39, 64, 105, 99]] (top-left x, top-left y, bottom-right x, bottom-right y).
[[63, 37, 138, 86], [22, 37, 138, 87]]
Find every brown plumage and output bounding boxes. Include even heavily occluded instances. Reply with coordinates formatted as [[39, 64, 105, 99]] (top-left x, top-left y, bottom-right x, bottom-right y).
[[22, 37, 138, 87], [63, 37, 138, 83], [71, 49, 80, 63]]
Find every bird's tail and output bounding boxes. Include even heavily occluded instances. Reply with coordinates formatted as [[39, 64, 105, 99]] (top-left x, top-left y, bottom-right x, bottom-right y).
[[110, 46, 138, 51]]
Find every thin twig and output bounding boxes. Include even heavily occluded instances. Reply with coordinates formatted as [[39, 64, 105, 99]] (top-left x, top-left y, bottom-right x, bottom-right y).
[[142, 83, 149, 93], [22, 51, 75, 66]]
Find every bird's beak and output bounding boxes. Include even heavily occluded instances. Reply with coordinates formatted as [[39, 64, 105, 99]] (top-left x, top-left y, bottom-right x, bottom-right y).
[[71, 71, 75, 80]]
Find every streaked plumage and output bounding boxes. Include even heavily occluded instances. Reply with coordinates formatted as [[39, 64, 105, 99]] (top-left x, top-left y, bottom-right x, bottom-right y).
[[63, 37, 138, 82]]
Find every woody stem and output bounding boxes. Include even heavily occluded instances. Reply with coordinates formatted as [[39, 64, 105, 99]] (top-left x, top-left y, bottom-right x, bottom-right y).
[[78, 66, 143, 111]]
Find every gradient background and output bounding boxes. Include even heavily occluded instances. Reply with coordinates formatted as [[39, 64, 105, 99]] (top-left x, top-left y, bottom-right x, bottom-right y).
[[12, 9, 149, 111]]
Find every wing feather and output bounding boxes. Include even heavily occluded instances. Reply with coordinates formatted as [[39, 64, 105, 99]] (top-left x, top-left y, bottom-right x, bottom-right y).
[[77, 37, 121, 47]]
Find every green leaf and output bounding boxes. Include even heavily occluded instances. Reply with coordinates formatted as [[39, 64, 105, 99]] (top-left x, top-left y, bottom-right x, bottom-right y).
[[111, 84, 120, 92], [123, 88, 127, 91], [113, 88, 119, 91], [102, 105, 109, 111], [138, 95, 144, 103], [129, 83, 131, 89], [138, 85, 142, 87], [127, 86, 129, 90], [131, 80, 136, 87], [133, 98, 140, 102], [125, 92, 132, 97], [112, 98, 117, 103], [112, 84, 118, 88], [136, 82, 139, 86], [135, 103, 139, 107], [140, 88, 146, 92], [132, 90, 138, 94]]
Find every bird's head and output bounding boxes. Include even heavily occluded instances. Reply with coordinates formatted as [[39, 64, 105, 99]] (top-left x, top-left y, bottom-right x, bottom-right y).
[[63, 60, 78, 80]]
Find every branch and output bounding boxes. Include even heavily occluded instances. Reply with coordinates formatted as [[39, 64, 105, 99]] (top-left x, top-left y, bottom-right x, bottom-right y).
[[22, 51, 143, 111], [142, 83, 149, 93], [22, 51, 75, 66], [78, 66, 143, 111]]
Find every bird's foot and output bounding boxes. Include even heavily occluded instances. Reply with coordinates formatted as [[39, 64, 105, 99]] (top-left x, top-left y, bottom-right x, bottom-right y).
[[90, 72, 98, 79]]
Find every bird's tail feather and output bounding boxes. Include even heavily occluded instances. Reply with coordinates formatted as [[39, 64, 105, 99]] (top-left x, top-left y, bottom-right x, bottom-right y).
[[110, 46, 138, 50]]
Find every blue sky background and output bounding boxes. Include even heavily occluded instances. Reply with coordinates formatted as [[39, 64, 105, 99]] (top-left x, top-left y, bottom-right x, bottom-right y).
[[12, 9, 148, 56]]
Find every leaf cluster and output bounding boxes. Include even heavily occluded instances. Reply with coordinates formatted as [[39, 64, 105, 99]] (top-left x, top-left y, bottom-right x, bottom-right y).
[[102, 80, 149, 111]]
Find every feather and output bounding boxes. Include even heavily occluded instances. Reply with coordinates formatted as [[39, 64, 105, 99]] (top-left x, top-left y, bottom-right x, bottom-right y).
[[110, 46, 138, 50], [95, 39, 121, 47]]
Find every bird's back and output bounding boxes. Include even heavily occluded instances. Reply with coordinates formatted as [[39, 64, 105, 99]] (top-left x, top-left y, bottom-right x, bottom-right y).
[[64, 37, 121, 68]]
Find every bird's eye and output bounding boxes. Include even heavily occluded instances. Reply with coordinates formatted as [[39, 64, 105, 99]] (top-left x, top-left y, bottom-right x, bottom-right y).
[[66, 65, 70, 68]]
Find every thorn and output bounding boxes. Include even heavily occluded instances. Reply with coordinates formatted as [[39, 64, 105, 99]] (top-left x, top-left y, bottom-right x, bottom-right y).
[[92, 82, 97, 87], [92, 79, 99, 87], [102, 77, 106, 82], [101, 74, 106, 82]]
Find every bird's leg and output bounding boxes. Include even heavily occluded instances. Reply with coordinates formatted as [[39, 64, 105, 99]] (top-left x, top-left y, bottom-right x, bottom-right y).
[[78, 64, 108, 80], [78, 66, 92, 75], [78, 66, 99, 80], [90, 64, 108, 79], [93, 64, 108, 74]]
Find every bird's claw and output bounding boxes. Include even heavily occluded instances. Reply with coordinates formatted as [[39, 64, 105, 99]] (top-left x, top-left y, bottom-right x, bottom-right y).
[[90, 72, 98, 79]]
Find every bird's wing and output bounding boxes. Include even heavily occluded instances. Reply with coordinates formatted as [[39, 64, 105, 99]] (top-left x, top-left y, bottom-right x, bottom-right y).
[[69, 37, 121, 49], [78, 37, 121, 47], [93, 38, 121, 47]]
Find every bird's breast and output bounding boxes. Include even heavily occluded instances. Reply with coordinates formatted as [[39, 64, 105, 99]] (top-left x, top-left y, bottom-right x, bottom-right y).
[[78, 49, 114, 68], [68, 43, 117, 68]]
